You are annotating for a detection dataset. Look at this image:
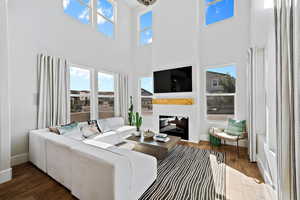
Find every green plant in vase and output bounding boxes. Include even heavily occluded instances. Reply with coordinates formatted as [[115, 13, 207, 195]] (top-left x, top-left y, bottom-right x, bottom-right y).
[[135, 112, 143, 132], [128, 96, 134, 126]]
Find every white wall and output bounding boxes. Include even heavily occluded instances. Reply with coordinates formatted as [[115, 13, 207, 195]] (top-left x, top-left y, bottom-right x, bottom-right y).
[[198, 0, 250, 140], [132, 0, 251, 143], [7, 0, 133, 157], [0, 0, 12, 183]]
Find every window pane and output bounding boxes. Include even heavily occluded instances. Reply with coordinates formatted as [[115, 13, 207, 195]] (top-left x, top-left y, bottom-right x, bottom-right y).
[[63, 0, 90, 24], [97, 15, 114, 38], [141, 77, 153, 96], [141, 77, 153, 116], [140, 11, 152, 30], [206, 96, 234, 121], [141, 97, 153, 115], [98, 97, 114, 119], [206, 66, 236, 94], [205, 0, 234, 25], [97, 0, 114, 21], [70, 67, 91, 122], [98, 72, 115, 119], [140, 29, 153, 45]]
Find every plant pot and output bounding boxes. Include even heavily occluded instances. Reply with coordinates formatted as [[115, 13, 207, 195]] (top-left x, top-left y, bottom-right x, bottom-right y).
[[133, 131, 141, 137]]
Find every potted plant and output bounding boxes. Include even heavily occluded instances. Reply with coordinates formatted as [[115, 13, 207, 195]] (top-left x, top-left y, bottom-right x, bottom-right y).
[[134, 112, 143, 136]]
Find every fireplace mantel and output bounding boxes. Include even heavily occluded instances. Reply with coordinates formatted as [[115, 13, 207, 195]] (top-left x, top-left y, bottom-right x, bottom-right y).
[[152, 98, 194, 105]]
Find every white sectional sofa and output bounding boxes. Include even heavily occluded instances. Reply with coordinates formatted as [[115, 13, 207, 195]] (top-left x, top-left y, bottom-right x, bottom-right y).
[[29, 117, 157, 200]]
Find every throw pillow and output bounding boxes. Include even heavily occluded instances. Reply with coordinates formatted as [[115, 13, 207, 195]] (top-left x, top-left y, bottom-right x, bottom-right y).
[[49, 127, 60, 134], [57, 122, 80, 135], [96, 119, 112, 133], [225, 119, 246, 136], [88, 120, 102, 133], [81, 125, 100, 138]]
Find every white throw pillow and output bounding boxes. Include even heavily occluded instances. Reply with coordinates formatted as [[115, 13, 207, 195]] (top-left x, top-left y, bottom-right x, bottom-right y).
[[97, 119, 112, 133], [82, 126, 99, 138]]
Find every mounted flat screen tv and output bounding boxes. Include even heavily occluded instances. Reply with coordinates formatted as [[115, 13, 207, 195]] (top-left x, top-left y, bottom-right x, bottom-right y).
[[154, 66, 192, 93]]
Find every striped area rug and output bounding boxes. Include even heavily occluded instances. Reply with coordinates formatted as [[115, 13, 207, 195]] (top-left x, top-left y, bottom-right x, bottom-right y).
[[139, 145, 226, 200]]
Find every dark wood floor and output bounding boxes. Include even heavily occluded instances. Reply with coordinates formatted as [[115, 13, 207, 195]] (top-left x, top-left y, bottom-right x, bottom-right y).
[[0, 141, 263, 200]]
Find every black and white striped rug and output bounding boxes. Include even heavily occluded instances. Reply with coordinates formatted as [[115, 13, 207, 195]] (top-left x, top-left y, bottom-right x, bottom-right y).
[[139, 145, 226, 200]]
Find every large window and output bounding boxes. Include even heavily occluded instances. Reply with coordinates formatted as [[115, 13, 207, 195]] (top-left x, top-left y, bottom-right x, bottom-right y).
[[205, 65, 236, 121], [63, 0, 115, 38], [70, 67, 92, 122], [139, 11, 153, 45], [98, 72, 115, 119], [140, 77, 153, 116]]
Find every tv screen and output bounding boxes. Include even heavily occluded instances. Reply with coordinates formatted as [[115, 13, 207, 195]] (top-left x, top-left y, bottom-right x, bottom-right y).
[[154, 66, 192, 93]]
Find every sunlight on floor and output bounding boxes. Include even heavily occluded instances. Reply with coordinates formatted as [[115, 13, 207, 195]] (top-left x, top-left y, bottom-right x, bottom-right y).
[[209, 154, 276, 200]]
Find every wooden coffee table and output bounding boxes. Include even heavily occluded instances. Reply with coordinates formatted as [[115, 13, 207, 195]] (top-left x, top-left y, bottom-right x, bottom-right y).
[[126, 135, 181, 160]]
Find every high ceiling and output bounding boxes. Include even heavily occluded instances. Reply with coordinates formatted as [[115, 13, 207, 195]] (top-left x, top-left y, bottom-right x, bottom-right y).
[[122, 0, 140, 7]]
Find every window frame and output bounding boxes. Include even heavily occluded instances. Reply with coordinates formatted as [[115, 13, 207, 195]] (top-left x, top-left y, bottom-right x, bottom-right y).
[[138, 9, 153, 46], [68, 63, 118, 122], [204, 64, 237, 122], [139, 76, 154, 116], [63, 0, 116, 38]]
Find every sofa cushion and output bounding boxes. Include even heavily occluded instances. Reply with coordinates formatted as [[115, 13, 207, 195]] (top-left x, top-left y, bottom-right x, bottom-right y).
[[213, 131, 239, 141], [92, 131, 124, 146]]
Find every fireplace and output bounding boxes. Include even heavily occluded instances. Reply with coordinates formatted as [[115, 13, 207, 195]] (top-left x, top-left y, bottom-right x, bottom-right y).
[[159, 115, 189, 140]]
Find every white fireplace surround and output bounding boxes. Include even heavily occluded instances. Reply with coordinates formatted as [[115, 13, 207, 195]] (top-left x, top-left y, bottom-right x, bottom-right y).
[[153, 103, 199, 143]]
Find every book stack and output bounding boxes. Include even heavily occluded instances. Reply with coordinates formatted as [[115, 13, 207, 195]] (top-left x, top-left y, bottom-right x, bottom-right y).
[[154, 133, 170, 143]]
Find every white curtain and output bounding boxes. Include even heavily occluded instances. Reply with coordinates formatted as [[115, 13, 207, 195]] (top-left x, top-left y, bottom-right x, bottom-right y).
[[37, 54, 69, 128], [117, 73, 129, 124], [247, 48, 257, 162], [274, 0, 299, 199]]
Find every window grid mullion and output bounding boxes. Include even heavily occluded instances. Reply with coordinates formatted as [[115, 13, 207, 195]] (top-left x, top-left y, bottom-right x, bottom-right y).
[[97, 13, 114, 24]]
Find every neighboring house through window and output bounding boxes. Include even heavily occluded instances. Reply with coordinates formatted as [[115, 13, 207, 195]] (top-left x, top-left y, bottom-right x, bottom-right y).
[[205, 65, 236, 121], [63, 0, 115, 38], [139, 11, 153, 45]]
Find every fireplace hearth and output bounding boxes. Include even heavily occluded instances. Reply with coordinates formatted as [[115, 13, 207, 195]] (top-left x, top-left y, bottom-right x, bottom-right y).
[[159, 115, 189, 140]]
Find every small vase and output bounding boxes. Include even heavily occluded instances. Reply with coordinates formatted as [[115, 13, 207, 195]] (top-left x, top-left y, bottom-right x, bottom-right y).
[[133, 131, 141, 137]]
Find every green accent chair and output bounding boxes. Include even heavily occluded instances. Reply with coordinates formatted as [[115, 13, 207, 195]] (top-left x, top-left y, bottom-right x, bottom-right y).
[[209, 119, 248, 157]]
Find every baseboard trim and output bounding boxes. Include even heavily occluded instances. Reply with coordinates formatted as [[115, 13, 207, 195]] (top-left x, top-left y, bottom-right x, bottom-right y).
[[11, 153, 28, 166], [199, 134, 209, 141], [0, 168, 12, 184]]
